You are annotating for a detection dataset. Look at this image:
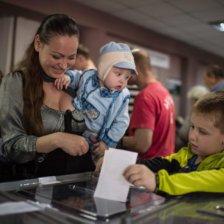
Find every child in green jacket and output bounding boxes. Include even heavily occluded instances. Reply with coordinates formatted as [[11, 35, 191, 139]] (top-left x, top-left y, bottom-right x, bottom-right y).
[[124, 91, 224, 195]]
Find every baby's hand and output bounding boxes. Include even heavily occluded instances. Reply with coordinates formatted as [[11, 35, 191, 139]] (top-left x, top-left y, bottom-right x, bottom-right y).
[[54, 75, 71, 90], [92, 140, 108, 160]]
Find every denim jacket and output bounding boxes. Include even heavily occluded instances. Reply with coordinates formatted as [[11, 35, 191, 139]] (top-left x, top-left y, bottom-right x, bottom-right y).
[[66, 69, 130, 147]]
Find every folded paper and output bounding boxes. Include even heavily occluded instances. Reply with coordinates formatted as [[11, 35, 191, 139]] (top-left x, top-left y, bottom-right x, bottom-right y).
[[94, 148, 137, 202]]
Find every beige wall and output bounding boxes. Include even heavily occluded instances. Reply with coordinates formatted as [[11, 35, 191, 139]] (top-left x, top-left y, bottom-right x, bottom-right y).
[[0, 16, 14, 75], [14, 17, 40, 67]]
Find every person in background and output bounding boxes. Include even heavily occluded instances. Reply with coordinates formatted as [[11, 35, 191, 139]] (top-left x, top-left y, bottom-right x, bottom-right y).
[[71, 43, 96, 70], [175, 85, 209, 151], [119, 49, 175, 159], [0, 14, 95, 181], [124, 91, 224, 195], [203, 64, 224, 91], [55, 41, 137, 162]]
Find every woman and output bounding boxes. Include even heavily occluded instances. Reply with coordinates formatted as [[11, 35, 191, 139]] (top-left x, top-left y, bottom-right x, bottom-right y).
[[0, 14, 95, 180]]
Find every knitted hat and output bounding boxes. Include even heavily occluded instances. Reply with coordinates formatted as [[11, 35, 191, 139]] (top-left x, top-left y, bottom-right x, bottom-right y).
[[98, 41, 137, 81]]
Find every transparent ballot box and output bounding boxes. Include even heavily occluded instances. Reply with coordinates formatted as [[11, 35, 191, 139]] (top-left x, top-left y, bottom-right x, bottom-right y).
[[18, 173, 165, 220], [0, 172, 165, 222]]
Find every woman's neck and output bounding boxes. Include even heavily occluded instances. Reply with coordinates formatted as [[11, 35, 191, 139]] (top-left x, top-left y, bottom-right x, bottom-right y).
[[41, 69, 56, 83]]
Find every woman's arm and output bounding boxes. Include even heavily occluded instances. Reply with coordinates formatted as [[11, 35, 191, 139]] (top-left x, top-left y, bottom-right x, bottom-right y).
[[0, 72, 89, 163], [0, 72, 37, 163], [36, 132, 88, 156]]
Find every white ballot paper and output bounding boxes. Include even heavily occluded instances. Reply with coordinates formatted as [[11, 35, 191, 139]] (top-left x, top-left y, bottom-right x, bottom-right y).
[[94, 148, 137, 202]]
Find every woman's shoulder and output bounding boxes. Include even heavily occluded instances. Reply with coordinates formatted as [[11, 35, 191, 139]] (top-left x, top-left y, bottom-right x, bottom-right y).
[[3, 70, 23, 84], [0, 71, 24, 119], [1, 71, 23, 91]]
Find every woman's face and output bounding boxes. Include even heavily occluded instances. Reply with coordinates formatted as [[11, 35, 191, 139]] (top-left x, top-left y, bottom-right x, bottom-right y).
[[34, 34, 78, 79]]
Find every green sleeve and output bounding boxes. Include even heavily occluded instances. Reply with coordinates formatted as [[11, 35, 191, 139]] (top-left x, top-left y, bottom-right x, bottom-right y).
[[138, 147, 194, 173], [157, 168, 224, 195]]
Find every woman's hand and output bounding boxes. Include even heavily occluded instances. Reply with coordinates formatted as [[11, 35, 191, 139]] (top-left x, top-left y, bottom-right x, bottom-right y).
[[58, 133, 89, 156], [123, 164, 156, 192]]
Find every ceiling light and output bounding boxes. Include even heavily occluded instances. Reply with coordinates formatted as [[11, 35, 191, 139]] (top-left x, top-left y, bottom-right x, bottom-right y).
[[210, 20, 224, 32]]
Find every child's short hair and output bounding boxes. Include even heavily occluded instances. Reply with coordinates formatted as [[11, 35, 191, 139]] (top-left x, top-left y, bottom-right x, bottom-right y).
[[192, 91, 224, 133]]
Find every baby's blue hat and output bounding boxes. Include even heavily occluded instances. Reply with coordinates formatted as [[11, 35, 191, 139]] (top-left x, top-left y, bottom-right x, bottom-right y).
[[98, 41, 137, 81]]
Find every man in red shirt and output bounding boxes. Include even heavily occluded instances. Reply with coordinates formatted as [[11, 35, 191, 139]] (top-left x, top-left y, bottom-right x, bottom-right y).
[[121, 49, 175, 159]]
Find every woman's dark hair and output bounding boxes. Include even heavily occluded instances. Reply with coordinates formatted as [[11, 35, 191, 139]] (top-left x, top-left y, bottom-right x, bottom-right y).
[[16, 14, 79, 136]]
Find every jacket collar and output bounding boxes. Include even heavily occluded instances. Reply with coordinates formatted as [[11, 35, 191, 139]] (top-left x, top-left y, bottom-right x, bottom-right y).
[[92, 74, 121, 98]]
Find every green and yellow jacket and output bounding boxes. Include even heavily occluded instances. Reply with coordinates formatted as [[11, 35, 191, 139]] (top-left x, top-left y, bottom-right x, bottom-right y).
[[138, 145, 224, 195]]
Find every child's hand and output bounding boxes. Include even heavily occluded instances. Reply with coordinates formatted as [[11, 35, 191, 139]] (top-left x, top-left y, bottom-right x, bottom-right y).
[[123, 164, 156, 192], [54, 75, 71, 90]]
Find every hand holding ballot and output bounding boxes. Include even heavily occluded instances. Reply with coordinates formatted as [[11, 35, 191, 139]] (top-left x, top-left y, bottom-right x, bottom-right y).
[[123, 164, 156, 192], [94, 148, 137, 202]]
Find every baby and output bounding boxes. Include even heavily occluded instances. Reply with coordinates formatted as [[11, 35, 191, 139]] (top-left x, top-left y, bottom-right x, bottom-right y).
[[55, 41, 137, 161]]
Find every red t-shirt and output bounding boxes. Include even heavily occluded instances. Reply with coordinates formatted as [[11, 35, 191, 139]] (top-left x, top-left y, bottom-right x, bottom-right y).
[[129, 81, 175, 159]]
